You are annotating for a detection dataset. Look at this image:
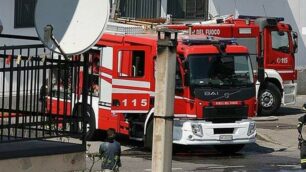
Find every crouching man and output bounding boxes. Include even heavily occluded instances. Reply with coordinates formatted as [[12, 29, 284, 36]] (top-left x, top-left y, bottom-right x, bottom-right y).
[[298, 114, 306, 169], [100, 128, 121, 172]]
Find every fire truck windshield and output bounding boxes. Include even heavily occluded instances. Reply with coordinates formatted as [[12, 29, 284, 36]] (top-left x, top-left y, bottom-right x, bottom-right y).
[[188, 54, 254, 88]]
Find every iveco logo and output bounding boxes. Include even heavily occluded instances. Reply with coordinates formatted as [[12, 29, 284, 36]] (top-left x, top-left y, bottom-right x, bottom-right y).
[[204, 91, 219, 96], [224, 93, 230, 99]]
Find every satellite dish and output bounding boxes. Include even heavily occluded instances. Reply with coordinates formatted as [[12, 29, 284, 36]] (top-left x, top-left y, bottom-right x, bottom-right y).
[[35, 0, 109, 55]]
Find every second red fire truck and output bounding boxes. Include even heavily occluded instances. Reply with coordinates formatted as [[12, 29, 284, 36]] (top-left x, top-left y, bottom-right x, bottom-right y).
[[166, 15, 299, 115]]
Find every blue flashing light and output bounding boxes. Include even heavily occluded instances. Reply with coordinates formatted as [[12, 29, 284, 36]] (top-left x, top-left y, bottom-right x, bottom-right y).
[[182, 37, 237, 46], [218, 38, 238, 45], [238, 15, 284, 22]]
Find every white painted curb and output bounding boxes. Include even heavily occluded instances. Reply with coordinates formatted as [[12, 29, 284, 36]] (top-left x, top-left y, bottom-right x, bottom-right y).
[[252, 116, 279, 122]]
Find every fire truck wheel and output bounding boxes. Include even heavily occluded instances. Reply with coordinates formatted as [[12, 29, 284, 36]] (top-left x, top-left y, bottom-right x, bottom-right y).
[[71, 104, 96, 141], [258, 82, 281, 116], [144, 120, 153, 150], [214, 144, 245, 155]]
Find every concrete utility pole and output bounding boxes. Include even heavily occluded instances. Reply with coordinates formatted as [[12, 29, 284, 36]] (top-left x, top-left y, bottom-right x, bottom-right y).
[[152, 30, 177, 172]]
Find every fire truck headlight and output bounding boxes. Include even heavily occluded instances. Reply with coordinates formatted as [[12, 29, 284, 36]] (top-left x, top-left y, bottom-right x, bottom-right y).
[[174, 119, 185, 127], [247, 122, 256, 136], [191, 124, 203, 137]]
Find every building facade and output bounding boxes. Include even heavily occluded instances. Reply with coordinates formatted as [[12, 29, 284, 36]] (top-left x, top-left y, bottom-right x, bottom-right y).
[[0, 0, 305, 69]]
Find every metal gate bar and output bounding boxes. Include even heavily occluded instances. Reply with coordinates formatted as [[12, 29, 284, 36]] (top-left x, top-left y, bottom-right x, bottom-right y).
[[0, 34, 89, 145]]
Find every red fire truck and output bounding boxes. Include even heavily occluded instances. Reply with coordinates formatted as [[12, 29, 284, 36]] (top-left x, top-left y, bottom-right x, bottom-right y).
[[47, 31, 257, 153], [166, 15, 299, 115]]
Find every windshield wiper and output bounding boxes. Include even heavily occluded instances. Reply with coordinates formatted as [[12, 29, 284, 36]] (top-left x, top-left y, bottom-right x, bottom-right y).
[[192, 81, 223, 88]]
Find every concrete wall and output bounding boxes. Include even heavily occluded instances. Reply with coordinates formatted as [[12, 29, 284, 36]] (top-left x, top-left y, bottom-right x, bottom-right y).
[[209, 0, 306, 69], [0, 152, 85, 172]]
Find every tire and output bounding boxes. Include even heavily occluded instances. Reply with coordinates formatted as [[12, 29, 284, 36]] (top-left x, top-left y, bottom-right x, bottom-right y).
[[71, 104, 96, 141], [214, 144, 245, 155], [144, 119, 153, 150], [258, 82, 281, 116]]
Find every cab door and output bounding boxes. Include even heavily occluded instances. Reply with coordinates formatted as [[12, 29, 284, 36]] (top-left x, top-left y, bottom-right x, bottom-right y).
[[265, 30, 297, 105], [266, 30, 295, 80], [111, 46, 152, 113]]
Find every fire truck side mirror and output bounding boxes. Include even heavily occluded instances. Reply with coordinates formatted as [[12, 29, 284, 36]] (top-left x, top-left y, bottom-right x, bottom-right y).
[[184, 72, 190, 86], [183, 60, 190, 86], [258, 67, 265, 83], [293, 32, 298, 39], [292, 31, 298, 53]]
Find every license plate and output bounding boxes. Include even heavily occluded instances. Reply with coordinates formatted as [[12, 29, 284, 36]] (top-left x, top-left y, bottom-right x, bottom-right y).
[[219, 135, 233, 141]]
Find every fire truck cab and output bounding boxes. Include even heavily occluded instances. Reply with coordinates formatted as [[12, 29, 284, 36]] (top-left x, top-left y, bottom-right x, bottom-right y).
[[166, 15, 299, 115]]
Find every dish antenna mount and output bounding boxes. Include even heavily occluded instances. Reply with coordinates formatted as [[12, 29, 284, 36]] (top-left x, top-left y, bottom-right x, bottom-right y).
[[43, 25, 66, 56]]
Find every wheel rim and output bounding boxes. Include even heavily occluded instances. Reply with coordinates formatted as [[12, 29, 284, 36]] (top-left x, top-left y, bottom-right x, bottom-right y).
[[260, 91, 274, 108]]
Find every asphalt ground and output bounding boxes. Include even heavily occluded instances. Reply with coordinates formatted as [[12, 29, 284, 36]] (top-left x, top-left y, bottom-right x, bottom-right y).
[[3, 95, 304, 171], [81, 95, 306, 172]]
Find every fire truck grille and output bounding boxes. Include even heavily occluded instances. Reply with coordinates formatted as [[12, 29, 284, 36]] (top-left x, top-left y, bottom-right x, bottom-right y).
[[203, 106, 248, 123]]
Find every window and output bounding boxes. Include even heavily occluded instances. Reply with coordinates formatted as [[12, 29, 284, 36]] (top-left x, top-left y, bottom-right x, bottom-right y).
[[88, 52, 100, 97], [271, 31, 290, 53], [117, 50, 145, 78], [14, 0, 37, 28], [186, 0, 207, 18], [132, 51, 145, 77]]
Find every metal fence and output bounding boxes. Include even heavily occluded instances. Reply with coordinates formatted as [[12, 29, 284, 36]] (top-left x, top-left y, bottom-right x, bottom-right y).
[[0, 34, 89, 145]]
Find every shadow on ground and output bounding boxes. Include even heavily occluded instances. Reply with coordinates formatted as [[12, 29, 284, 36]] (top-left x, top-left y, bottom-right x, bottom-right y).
[[172, 143, 300, 172], [277, 107, 305, 116], [257, 106, 304, 117], [120, 142, 275, 159]]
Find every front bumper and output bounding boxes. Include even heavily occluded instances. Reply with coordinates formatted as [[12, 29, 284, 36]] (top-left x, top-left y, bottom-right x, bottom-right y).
[[173, 119, 256, 145]]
